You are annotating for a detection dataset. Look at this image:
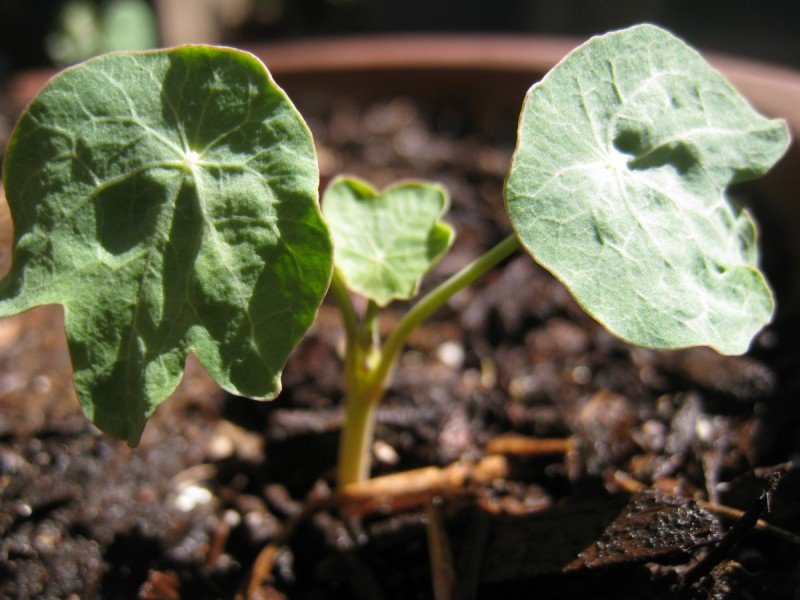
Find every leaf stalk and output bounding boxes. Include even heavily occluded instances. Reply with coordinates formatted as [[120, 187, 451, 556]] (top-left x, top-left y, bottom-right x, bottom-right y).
[[334, 233, 521, 487]]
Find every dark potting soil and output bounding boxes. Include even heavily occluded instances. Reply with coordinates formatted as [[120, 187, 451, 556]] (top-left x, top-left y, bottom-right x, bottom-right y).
[[1, 91, 799, 599]]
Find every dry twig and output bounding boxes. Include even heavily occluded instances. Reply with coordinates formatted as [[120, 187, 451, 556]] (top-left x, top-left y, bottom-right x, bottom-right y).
[[426, 500, 457, 600], [240, 456, 510, 598], [484, 434, 574, 457]]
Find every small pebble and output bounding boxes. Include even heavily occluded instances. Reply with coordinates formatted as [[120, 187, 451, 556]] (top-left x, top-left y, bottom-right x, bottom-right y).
[[695, 418, 714, 443], [436, 341, 465, 369], [373, 440, 399, 465], [173, 484, 212, 512], [206, 421, 264, 462], [223, 509, 241, 528], [244, 510, 280, 543], [634, 420, 667, 453], [571, 365, 591, 385], [508, 375, 538, 400]]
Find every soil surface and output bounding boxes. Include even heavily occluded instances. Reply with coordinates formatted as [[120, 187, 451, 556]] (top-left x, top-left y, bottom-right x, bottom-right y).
[[1, 89, 800, 599]]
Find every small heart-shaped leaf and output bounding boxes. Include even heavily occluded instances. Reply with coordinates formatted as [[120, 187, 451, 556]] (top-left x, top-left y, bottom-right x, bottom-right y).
[[0, 46, 332, 443], [505, 24, 789, 354], [323, 177, 454, 306]]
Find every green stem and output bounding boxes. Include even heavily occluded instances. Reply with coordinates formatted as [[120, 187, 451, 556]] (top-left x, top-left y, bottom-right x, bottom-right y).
[[330, 270, 359, 344], [361, 300, 379, 352], [337, 387, 380, 486], [370, 233, 520, 391], [334, 233, 521, 487], [334, 291, 381, 486]]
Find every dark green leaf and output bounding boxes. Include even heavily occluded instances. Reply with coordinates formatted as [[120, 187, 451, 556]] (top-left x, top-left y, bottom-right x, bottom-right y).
[[0, 46, 331, 443]]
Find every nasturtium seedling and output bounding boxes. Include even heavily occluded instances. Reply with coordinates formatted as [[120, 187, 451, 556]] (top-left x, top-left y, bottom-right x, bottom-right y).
[[505, 24, 789, 354], [0, 46, 332, 444], [322, 176, 454, 306], [0, 25, 790, 485]]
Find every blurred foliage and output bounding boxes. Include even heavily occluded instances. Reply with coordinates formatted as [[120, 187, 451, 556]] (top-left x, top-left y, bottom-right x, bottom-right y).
[[46, 0, 157, 65], [0, 0, 797, 73]]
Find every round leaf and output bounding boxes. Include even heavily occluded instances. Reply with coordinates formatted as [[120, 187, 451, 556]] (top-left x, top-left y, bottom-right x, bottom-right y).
[[323, 177, 454, 306], [505, 25, 789, 354], [0, 46, 332, 444]]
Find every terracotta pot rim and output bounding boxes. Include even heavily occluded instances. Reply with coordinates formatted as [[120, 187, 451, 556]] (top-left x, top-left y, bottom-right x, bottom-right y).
[[241, 33, 800, 83], [242, 33, 582, 75], [239, 34, 800, 134], [9, 33, 800, 133]]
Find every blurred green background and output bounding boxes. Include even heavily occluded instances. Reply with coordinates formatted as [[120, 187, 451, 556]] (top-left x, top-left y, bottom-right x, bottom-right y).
[[0, 0, 797, 78]]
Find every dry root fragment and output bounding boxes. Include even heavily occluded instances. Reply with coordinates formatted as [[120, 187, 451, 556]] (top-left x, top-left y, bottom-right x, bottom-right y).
[[426, 501, 457, 600], [484, 434, 574, 457], [240, 456, 510, 598], [139, 570, 180, 600], [334, 455, 509, 518], [244, 546, 288, 600]]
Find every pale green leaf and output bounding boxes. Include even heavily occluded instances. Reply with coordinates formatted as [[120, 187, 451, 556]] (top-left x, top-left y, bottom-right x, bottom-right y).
[[46, 0, 158, 66], [0, 46, 332, 444], [99, 0, 159, 54], [323, 177, 454, 306], [505, 24, 789, 354]]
